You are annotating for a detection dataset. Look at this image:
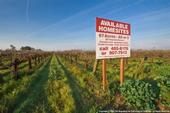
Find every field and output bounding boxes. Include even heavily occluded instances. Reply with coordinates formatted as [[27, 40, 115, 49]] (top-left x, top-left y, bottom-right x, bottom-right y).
[[0, 50, 170, 113]]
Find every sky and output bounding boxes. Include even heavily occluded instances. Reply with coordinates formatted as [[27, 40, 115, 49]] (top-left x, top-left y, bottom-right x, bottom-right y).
[[0, 0, 170, 51]]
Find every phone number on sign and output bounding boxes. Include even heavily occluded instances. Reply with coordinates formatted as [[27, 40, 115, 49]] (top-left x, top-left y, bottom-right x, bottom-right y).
[[109, 50, 127, 55]]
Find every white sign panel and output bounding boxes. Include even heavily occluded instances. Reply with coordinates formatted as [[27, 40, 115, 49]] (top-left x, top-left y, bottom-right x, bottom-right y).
[[96, 17, 131, 59]]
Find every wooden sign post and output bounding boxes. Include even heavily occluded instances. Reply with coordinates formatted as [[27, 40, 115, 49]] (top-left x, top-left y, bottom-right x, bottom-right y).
[[120, 58, 124, 85], [102, 59, 106, 90]]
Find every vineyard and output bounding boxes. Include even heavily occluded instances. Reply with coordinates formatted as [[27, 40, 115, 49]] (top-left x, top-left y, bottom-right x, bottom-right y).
[[0, 50, 170, 113]]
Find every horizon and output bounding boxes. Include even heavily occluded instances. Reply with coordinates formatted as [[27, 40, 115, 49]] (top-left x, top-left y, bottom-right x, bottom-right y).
[[0, 0, 170, 50], [1, 45, 170, 52]]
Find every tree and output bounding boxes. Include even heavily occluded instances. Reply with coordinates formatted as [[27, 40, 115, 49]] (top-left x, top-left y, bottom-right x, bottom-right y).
[[20, 46, 35, 51], [10, 45, 16, 51]]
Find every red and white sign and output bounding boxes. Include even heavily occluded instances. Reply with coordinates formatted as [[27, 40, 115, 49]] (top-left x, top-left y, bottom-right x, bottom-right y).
[[96, 17, 131, 59]]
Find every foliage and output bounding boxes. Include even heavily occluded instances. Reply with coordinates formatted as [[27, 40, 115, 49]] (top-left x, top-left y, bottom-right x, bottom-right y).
[[109, 81, 120, 99], [120, 79, 158, 110], [155, 65, 170, 106]]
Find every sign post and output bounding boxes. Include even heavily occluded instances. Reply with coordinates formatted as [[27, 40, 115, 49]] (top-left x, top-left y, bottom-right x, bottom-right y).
[[120, 58, 124, 85], [102, 59, 106, 90], [96, 17, 131, 87]]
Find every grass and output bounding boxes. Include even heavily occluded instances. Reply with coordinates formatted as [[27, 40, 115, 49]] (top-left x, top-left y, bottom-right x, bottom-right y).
[[0, 57, 51, 113], [59, 55, 170, 111], [46, 55, 75, 113], [0, 54, 170, 112], [13, 59, 52, 113], [59, 56, 111, 113], [57, 57, 86, 113]]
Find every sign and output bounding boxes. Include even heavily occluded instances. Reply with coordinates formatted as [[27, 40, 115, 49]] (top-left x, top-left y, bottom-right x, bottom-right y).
[[96, 17, 131, 59]]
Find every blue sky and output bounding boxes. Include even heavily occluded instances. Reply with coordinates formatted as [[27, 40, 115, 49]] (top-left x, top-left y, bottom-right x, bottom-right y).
[[0, 0, 170, 50]]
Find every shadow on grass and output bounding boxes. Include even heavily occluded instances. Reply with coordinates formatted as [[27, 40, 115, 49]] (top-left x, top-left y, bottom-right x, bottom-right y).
[[142, 78, 160, 99]]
